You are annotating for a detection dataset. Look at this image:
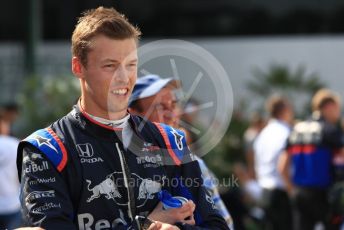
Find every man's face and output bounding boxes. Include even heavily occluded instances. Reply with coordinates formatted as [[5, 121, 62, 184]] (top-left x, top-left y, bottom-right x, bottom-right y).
[[3, 110, 18, 123], [284, 105, 294, 124], [138, 87, 178, 126], [76, 35, 138, 118], [322, 102, 341, 124]]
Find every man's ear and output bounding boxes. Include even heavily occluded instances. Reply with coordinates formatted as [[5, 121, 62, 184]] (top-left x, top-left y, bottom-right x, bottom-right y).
[[72, 57, 84, 79]]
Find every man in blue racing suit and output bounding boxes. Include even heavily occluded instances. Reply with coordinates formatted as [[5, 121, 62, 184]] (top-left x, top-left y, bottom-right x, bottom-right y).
[[16, 6, 228, 230]]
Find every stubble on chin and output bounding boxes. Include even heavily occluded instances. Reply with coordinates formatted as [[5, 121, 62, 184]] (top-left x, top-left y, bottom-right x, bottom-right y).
[[107, 101, 129, 117]]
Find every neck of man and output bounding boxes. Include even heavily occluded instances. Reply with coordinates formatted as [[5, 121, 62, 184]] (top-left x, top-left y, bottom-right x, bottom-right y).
[[0, 120, 11, 135], [273, 116, 290, 126], [79, 96, 128, 121]]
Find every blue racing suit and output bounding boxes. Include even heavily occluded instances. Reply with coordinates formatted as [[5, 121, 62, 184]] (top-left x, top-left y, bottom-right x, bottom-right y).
[[17, 104, 228, 230]]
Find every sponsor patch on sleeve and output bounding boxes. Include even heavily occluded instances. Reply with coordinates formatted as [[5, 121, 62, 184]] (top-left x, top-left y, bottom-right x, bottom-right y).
[[23, 128, 68, 172], [153, 123, 188, 165]]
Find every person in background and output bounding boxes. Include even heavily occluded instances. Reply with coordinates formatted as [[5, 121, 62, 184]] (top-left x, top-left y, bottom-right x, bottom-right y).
[[179, 98, 203, 153], [243, 113, 265, 180], [279, 89, 344, 230], [0, 103, 19, 136], [0, 110, 21, 229], [234, 112, 265, 204], [129, 74, 234, 229], [128, 74, 180, 128], [253, 95, 294, 230]]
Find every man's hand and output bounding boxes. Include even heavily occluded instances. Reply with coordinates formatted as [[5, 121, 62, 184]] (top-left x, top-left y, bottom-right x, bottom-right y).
[[147, 221, 180, 230], [148, 201, 196, 225]]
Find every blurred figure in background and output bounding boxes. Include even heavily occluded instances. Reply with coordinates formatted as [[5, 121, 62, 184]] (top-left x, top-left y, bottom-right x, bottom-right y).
[[243, 112, 265, 180], [324, 94, 344, 230], [235, 112, 266, 204], [180, 100, 235, 230], [280, 89, 344, 230], [129, 74, 234, 229], [253, 95, 294, 230], [229, 113, 266, 229], [0, 108, 21, 229], [180, 98, 203, 153], [128, 74, 180, 127], [0, 103, 19, 136]]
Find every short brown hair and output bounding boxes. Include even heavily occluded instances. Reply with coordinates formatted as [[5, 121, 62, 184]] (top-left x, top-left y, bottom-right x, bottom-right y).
[[311, 88, 340, 111], [71, 7, 141, 66], [265, 95, 290, 118]]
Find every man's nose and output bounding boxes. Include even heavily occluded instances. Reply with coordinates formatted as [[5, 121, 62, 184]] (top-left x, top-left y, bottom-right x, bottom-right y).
[[113, 65, 129, 83]]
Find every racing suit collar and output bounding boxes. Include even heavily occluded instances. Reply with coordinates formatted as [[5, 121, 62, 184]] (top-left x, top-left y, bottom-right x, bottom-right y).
[[68, 104, 124, 140], [84, 112, 130, 129], [69, 104, 148, 144]]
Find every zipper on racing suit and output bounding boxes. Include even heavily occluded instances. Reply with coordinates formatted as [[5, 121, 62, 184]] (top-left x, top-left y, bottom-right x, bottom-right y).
[[116, 142, 136, 222]]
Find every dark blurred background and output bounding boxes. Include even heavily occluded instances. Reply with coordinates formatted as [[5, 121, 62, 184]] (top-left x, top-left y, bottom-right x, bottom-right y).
[[0, 0, 344, 41], [3, 0, 344, 41]]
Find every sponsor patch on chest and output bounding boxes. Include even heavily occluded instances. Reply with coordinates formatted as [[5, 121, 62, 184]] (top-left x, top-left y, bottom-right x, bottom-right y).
[[76, 143, 104, 164]]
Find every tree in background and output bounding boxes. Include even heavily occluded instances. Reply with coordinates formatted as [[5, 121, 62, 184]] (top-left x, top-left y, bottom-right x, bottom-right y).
[[247, 64, 325, 117], [15, 75, 80, 138]]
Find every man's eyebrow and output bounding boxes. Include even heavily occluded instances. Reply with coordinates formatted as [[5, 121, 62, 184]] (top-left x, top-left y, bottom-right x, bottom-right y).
[[128, 58, 138, 63], [101, 58, 138, 63], [101, 59, 120, 64]]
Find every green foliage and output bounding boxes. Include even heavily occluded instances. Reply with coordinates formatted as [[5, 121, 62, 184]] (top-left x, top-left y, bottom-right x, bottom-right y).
[[204, 111, 249, 180], [247, 64, 326, 117], [247, 64, 324, 97], [16, 75, 80, 138]]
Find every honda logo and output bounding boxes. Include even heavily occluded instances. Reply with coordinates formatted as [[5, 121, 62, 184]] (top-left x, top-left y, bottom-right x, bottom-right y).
[[76, 143, 94, 158]]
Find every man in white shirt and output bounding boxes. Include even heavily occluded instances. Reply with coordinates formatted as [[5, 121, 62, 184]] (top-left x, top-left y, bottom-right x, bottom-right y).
[[253, 96, 293, 230], [0, 114, 21, 229]]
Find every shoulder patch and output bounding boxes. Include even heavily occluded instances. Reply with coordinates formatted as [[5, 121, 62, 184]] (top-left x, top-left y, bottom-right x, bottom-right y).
[[23, 128, 68, 172], [153, 123, 188, 166]]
